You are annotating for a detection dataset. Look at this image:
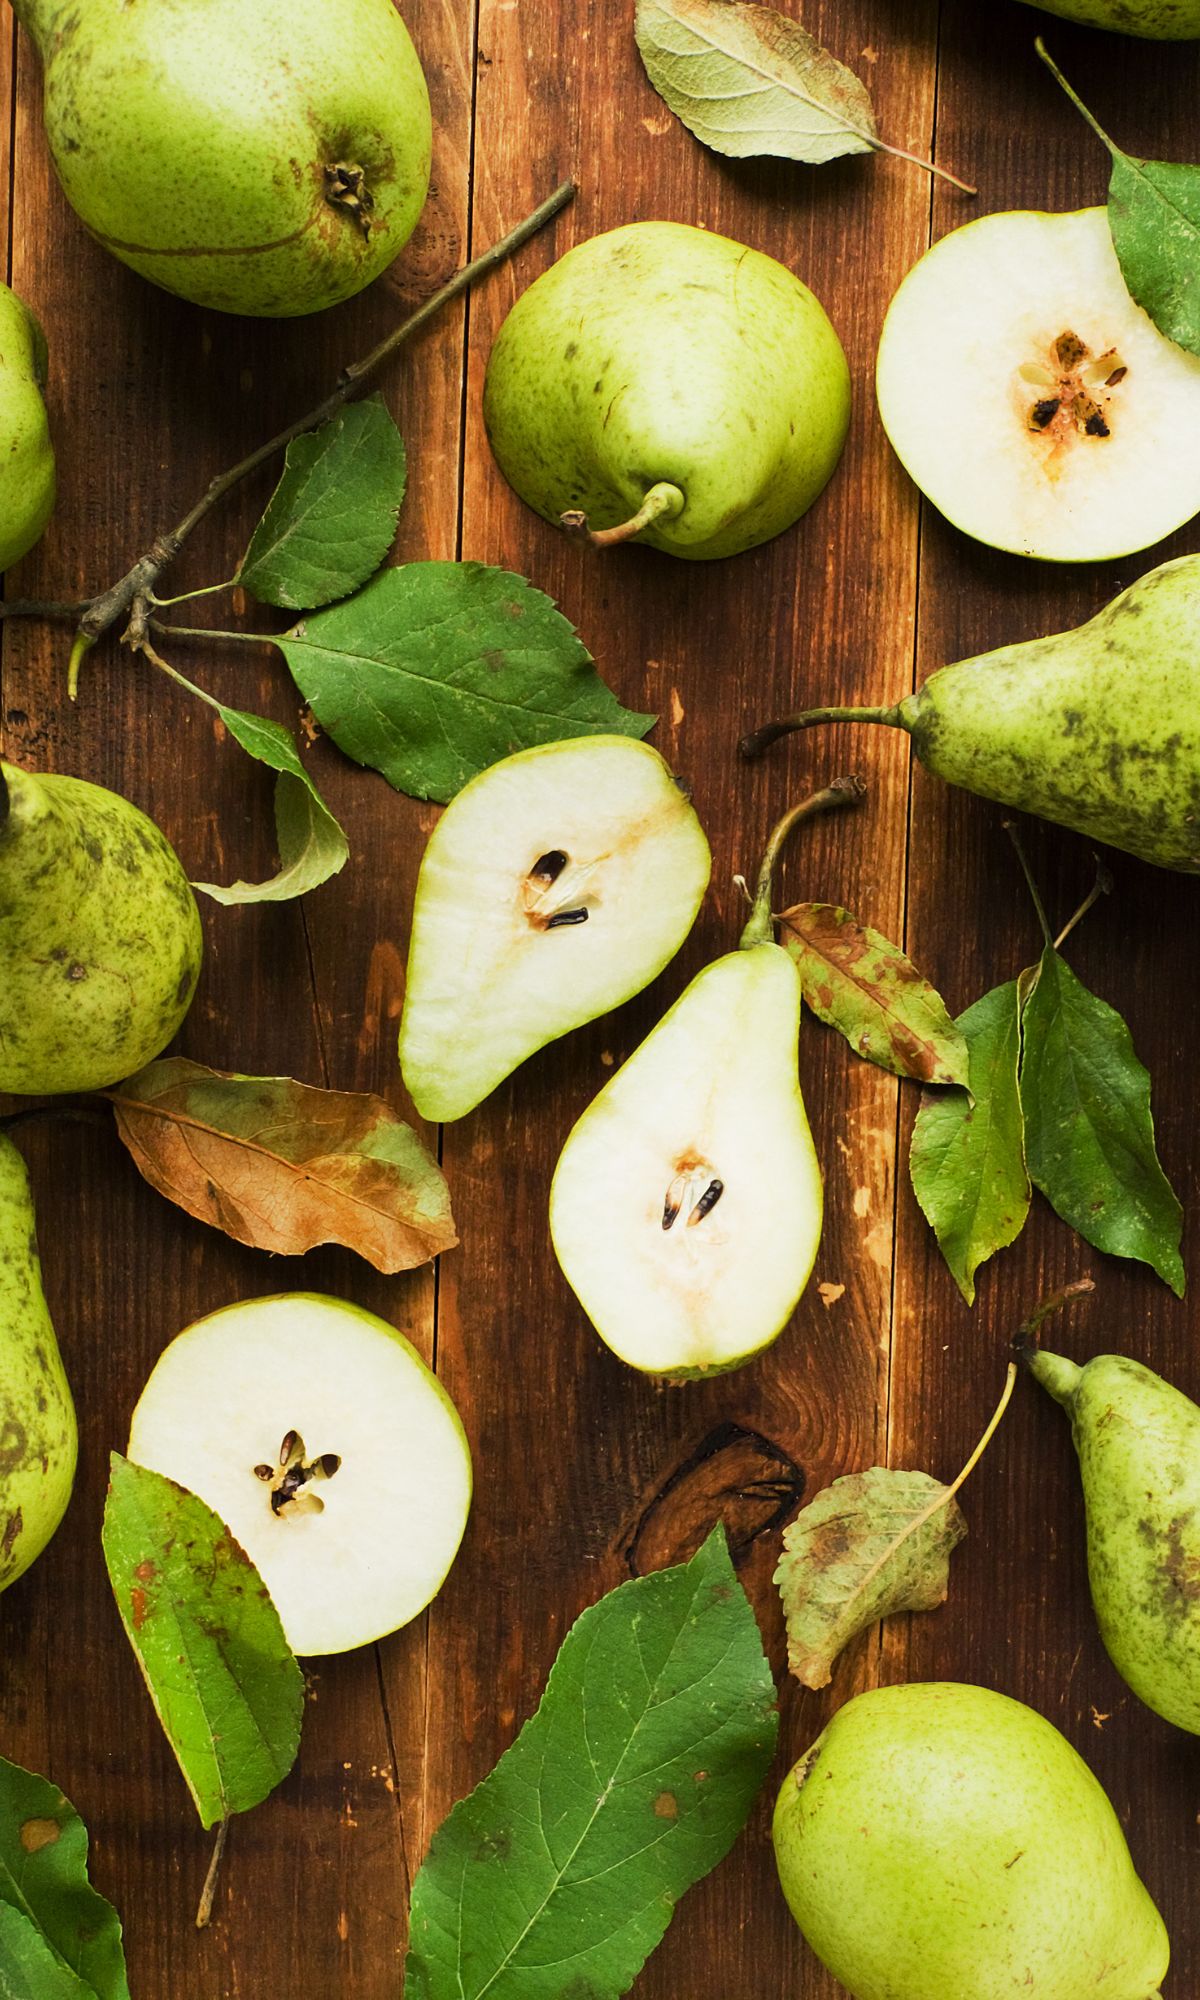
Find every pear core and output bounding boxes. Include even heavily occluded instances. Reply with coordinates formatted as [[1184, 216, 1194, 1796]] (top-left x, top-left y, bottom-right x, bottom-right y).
[[127, 1294, 472, 1656], [876, 206, 1200, 560]]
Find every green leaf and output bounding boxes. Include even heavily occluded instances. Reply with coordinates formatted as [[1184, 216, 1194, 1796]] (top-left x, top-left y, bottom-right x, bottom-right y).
[[0, 1753, 129, 2000], [238, 396, 408, 609], [278, 563, 655, 805], [634, 0, 878, 164], [102, 1455, 304, 1830], [780, 901, 968, 1084], [909, 981, 1030, 1305], [775, 1468, 967, 1689], [1020, 947, 1185, 1295], [191, 703, 349, 905], [404, 1526, 777, 2000]]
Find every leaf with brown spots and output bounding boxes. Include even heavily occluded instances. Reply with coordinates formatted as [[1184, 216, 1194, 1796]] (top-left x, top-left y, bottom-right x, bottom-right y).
[[0, 1749, 130, 1999], [780, 901, 968, 1084], [108, 1058, 456, 1271]]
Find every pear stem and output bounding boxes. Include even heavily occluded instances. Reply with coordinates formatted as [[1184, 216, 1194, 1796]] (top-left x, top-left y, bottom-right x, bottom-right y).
[[740, 774, 865, 947], [1010, 1276, 1095, 1372], [739, 704, 905, 760], [195, 1818, 229, 1929], [560, 481, 685, 549]]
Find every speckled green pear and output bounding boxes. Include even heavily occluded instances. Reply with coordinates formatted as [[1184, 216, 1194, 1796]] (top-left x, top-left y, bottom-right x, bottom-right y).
[[483, 221, 850, 560], [773, 1682, 1169, 2000], [0, 1136, 76, 1591], [1019, 0, 1200, 34], [0, 761, 203, 1095], [1029, 1346, 1200, 1735], [0, 284, 54, 572], [13, 0, 431, 316]]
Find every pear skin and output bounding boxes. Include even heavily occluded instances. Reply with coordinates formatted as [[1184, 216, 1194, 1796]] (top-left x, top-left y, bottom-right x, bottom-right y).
[[14, 0, 431, 316], [0, 762, 203, 1094], [1020, 0, 1200, 33], [1029, 1345, 1200, 1734], [772, 1682, 1169, 2000], [0, 283, 54, 572], [0, 1136, 77, 1591]]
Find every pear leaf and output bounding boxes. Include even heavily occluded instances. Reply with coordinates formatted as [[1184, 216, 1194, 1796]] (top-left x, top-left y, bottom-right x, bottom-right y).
[[403, 1526, 777, 2000], [909, 981, 1031, 1304], [0, 1752, 130, 2000], [238, 395, 408, 609], [780, 901, 968, 1084], [187, 700, 349, 904], [277, 563, 655, 804], [102, 1455, 304, 1831], [107, 1059, 456, 1270], [108, 1064, 458, 1264], [634, 0, 878, 164], [1019, 947, 1185, 1295], [775, 1468, 967, 1689]]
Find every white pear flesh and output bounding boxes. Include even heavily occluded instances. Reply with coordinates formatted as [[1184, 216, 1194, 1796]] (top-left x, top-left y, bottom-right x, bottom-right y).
[[550, 944, 822, 1376], [876, 206, 1200, 561], [399, 736, 711, 1122], [126, 1294, 471, 1658]]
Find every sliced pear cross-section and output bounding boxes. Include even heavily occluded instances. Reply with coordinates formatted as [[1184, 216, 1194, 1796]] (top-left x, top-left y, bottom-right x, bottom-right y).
[[399, 737, 711, 1122]]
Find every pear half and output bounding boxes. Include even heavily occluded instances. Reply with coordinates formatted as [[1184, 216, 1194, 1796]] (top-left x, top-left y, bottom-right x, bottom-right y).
[[550, 945, 821, 1376], [127, 1294, 471, 1657], [876, 207, 1200, 560], [399, 737, 711, 1122]]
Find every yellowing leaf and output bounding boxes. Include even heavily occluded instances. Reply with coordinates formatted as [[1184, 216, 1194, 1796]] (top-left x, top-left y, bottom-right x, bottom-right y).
[[781, 901, 968, 1084]]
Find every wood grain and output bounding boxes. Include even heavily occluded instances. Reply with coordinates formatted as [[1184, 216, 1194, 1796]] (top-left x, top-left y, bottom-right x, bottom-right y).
[[2, 0, 1199, 1994]]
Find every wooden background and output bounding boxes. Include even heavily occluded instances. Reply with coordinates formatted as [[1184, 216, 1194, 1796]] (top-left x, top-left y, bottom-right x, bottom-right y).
[[2, 0, 1199, 1991]]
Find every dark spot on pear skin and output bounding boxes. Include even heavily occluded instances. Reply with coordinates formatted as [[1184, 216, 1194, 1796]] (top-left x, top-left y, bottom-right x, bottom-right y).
[[2, 1510, 23, 1559], [0, 1420, 27, 1476]]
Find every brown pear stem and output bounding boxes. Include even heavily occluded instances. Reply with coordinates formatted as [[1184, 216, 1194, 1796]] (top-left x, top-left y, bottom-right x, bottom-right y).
[[739, 703, 905, 760], [560, 480, 685, 549], [1010, 1277, 1095, 1366], [740, 774, 865, 947]]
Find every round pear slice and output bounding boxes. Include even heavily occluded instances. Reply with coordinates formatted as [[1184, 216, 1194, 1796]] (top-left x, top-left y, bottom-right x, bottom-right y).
[[399, 737, 711, 1122], [550, 946, 822, 1377], [876, 206, 1200, 560], [126, 1294, 471, 1657]]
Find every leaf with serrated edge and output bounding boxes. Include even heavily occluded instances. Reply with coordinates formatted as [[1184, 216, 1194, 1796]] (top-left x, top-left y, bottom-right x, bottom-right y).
[[775, 1468, 966, 1689], [1020, 947, 1184, 1295], [192, 704, 348, 905], [108, 1059, 456, 1271], [910, 981, 1030, 1304], [278, 563, 654, 805], [403, 1526, 777, 2000], [238, 395, 408, 610], [635, 0, 877, 163], [102, 1456, 304, 1830], [781, 901, 968, 1083], [0, 1752, 129, 2000]]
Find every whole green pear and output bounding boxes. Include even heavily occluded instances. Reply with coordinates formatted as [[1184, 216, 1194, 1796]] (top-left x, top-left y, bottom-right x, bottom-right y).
[[1019, 0, 1200, 34], [773, 1682, 1169, 2000], [0, 1136, 76, 1590], [0, 284, 55, 572], [483, 221, 850, 560], [0, 761, 203, 1094], [13, 0, 431, 317], [1028, 1344, 1200, 1734], [744, 554, 1200, 871]]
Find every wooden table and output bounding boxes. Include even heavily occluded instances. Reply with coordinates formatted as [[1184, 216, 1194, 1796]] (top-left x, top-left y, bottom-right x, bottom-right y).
[[2, 0, 1198, 1992]]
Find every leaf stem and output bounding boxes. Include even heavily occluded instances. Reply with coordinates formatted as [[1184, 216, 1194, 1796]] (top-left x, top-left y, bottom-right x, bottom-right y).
[[0, 1101, 110, 1135], [1003, 821, 1053, 947], [944, 1364, 1017, 1500], [740, 775, 865, 946], [1034, 37, 1120, 159], [195, 1819, 229, 1929], [1053, 857, 1113, 953], [150, 621, 271, 646], [149, 580, 239, 609], [871, 134, 976, 195]]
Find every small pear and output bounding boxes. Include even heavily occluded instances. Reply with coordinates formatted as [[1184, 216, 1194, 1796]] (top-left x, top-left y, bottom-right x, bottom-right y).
[[399, 737, 711, 1122], [1025, 1342, 1200, 1734], [772, 1682, 1169, 2000], [0, 283, 55, 573], [549, 781, 859, 1376], [483, 221, 850, 560], [743, 555, 1200, 872], [13, 0, 431, 317], [0, 1136, 77, 1591], [0, 761, 203, 1095], [1019, 0, 1200, 34]]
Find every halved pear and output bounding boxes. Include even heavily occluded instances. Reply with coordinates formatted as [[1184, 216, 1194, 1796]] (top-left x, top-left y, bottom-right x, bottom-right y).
[[126, 1294, 471, 1657], [399, 737, 711, 1122], [550, 945, 822, 1376], [876, 207, 1200, 560]]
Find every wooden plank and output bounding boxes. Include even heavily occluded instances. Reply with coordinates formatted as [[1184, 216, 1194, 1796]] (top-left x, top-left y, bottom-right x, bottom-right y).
[[889, 12, 1200, 1998]]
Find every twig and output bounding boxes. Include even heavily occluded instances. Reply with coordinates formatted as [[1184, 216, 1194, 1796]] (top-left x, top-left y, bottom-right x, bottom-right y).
[[195, 1819, 229, 1929]]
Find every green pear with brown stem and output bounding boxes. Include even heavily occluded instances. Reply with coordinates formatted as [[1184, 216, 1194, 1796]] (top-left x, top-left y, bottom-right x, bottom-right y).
[[742, 555, 1200, 872], [0, 1135, 77, 1591]]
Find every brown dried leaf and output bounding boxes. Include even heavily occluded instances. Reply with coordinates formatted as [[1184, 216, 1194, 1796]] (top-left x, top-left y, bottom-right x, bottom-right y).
[[108, 1058, 456, 1272], [781, 901, 969, 1085]]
